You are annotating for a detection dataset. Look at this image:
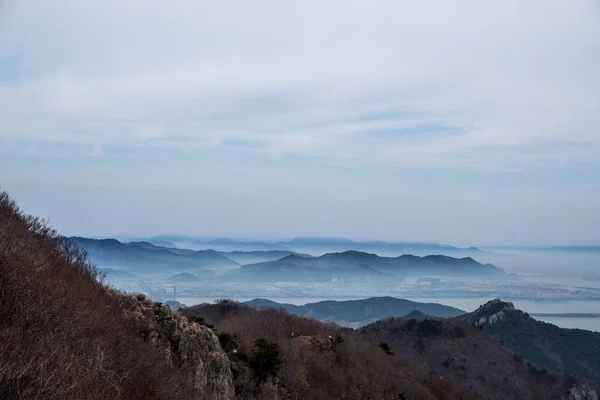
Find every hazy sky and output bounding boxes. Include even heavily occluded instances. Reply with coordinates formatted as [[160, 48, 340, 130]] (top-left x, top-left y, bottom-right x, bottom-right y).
[[1, 1, 599, 246]]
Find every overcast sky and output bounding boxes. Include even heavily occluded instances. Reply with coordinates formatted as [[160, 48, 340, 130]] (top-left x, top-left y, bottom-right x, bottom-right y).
[[1, 1, 599, 246]]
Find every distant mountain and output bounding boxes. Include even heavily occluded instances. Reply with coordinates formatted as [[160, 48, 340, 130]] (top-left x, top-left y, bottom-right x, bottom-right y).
[[148, 235, 201, 243], [191, 236, 487, 256], [464, 299, 600, 384], [149, 240, 178, 248], [403, 310, 430, 319], [125, 241, 163, 250], [199, 239, 288, 252], [243, 296, 465, 327], [69, 237, 238, 273], [214, 250, 313, 265], [168, 272, 200, 282], [228, 250, 504, 281]]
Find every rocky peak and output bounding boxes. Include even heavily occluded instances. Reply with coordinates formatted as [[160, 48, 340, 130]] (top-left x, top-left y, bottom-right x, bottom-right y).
[[564, 383, 599, 400], [117, 293, 235, 400], [470, 298, 519, 326]]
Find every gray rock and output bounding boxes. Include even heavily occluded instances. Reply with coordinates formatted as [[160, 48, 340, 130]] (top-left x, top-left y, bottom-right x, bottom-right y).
[[119, 294, 235, 400], [564, 383, 599, 400]]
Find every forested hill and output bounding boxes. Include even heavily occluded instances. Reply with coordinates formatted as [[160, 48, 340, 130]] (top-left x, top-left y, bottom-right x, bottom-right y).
[[464, 299, 600, 384]]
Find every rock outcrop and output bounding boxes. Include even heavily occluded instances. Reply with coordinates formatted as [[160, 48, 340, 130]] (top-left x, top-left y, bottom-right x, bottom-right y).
[[470, 298, 518, 326], [564, 383, 599, 400], [118, 293, 235, 400]]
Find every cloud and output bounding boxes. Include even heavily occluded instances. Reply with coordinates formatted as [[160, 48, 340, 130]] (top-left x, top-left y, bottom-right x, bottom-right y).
[[1, 1, 599, 171], [1, 1, 600, 245]]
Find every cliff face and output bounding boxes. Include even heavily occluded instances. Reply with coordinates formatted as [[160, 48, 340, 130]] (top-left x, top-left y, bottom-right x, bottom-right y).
[[118, 293, 235, 400], [564, 383, 599, 400]]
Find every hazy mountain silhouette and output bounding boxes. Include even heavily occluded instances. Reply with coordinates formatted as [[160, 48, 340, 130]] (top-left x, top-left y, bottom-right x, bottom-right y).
[[185, 235, 487, 256], [213, 250, 312, 264], [168, 272, 200, 282], [403, 310, 431, 319], [228, 250, 504, 281], [69, 237, 238, 273], [243, 296, 465, 327]]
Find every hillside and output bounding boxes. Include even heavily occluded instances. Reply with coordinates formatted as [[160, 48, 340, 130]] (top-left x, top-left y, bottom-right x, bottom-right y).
[[0, 191, 235, 399], [183, 301, 477, 400], [70, 236, 238, 273], [358, 316, 596, 400], [464, 299, 600, 384], [3, 190, 598, 400], [244, 297, 466, 327], [184, 300, 598, 400], [228, 250, 504, 281]]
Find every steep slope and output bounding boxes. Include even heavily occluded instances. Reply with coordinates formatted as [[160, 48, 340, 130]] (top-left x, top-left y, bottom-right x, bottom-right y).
[[229, 250, 504, 281], [359, 316, 597, 400], [0, 191, 234, 400], [244, 296, 466, 327], [183, 300, 477, 400], [464, 299, 600, 384]]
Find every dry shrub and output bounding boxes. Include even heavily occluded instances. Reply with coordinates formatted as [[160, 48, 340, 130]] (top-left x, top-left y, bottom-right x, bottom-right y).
[[0, 191, 192, 399], [184, 301, 476, 400]]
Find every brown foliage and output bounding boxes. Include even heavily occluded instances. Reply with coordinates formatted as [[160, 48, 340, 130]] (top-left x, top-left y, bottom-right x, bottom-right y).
[[0, 191, 192, 399], [359, 317, 585, 400], [184, 301, 477, 400]]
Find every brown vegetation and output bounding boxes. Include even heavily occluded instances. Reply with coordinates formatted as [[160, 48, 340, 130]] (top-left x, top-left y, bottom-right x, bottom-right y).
[[0, 191, 200, 399], [3, 188, 595, 400], [184, 300, 478, 400], [359, 317, 590, 400]]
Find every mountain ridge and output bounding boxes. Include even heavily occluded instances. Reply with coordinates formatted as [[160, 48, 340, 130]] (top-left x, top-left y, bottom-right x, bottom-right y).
[[230, 250, 504, 281], [243, 296, 466, 327], [184, 299, 598, 400], [69, 236, 239, 273], [190, 236, 488, 255], [464, 299, 600, 384]]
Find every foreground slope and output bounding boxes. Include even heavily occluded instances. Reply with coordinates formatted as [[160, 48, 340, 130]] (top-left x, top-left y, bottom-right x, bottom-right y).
[[464, 299, 600, 384], [0, 192, 234, 400], [244, 296, 465, 327]]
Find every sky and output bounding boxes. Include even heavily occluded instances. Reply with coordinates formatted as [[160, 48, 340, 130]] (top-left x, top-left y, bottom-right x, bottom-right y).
[[1, 1, 599, 246]]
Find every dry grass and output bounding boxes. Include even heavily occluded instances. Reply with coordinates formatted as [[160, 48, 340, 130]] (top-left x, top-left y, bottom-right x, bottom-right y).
[[0, 191, 191, 399], [184, 300, 477, 400]]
